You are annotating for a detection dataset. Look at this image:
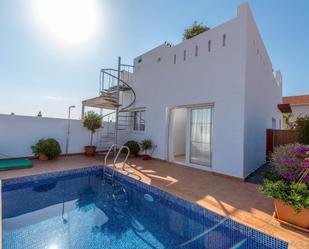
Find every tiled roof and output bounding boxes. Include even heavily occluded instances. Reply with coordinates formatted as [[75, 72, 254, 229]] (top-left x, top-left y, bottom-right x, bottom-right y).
[[282, 94, 309, 105]]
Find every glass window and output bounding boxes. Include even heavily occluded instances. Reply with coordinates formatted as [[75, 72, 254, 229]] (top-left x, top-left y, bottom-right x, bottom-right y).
[[190, 107, 213, 166], [222, 34, 226, 47], [272, 118, 276, 129], [183, 50, 186, 61], [173, 54, 177, 64], [208, 40, 211, 52], [133, 110, 145, 131]]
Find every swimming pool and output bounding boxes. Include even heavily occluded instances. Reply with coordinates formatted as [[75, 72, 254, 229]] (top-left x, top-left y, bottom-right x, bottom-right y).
[[2, 166, 287, 249]]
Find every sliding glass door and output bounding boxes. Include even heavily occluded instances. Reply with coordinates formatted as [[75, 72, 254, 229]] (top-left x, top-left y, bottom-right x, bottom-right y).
[[189, 107, 212, 166]]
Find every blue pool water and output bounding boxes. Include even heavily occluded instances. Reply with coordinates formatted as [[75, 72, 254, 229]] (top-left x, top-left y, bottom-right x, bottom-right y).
[[2, 166, 287, 249]]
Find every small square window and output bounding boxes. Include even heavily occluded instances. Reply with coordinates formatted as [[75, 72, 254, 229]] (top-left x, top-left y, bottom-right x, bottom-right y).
[[195, 45, 198, 56], [272, 118, 276, 129], [222, 34, 226, 47], [132, 110, 145, 131]]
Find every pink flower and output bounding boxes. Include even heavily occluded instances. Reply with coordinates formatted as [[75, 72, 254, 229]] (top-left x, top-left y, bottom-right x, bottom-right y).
[[281, 171, 296, 181], [302, 160, 309, 169], [293, 145, 309, 154], [283, 159, 297, 167], [302, 175, 309, 183]]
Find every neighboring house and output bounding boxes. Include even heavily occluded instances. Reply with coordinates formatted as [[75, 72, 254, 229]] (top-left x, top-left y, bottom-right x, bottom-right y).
[[282, 94, 309, 122], [83, 3, 283, 179]]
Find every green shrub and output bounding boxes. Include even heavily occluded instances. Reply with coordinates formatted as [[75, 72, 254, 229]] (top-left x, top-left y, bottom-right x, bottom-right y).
[[183, 21, 210, 40], [261, 143, 309, 213], [82, 111, 102, 146], [262, 170, 282, 182], [31, 138, 61, 160], [141, 139, 153, 155], [261, 179, 309, 213], [124, 140, 140, 156], [296, 116, 309, 144], [269, 143, 302, 175], [283, 113, 293, 129]]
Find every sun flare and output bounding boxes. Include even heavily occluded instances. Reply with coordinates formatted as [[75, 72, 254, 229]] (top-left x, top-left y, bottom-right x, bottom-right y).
[[33, 0, 99, 45]]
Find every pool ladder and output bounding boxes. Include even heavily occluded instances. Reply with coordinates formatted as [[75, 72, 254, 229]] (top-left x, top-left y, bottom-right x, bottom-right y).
[[103, 144, 130, 183]]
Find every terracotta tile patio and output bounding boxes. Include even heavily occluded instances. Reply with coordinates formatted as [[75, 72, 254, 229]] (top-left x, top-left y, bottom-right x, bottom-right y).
[[0, 155, 308, 249]]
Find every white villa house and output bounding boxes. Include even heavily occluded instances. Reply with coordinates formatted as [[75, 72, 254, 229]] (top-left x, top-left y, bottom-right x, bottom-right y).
[[282, 94, 309, 122], [82, 3, 283, 179]]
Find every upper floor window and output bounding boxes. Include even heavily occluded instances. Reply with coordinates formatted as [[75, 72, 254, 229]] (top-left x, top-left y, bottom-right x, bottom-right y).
[[183, 50, 186, 61], [173, 54, 177, 64], [208, 40, 211, 52], [222, 34, 226, 47], [272, 118, 276, 129], [195, 45, 198, 56], [133, 110, 145, 132]]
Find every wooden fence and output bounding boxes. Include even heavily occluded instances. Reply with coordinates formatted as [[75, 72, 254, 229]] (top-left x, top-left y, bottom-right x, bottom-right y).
[[266, 129, 299, 158]]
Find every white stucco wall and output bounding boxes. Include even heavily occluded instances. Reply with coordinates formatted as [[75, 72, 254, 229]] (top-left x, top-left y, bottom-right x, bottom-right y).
[[121, 4, 250, 178], [242, 4, 282, 177], [289, 104, 309, 122], [118, 3, 282, 179], [0, 114, 101, 158]]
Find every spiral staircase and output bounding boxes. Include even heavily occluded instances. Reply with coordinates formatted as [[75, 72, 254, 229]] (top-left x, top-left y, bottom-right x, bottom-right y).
[[82, 57, 136, 150]]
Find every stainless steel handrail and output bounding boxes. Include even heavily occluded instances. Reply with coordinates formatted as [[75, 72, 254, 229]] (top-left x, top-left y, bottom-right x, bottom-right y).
[[112, 145, 130, 179], [104, 144, 130, 182], [103, 144, 118, 175]]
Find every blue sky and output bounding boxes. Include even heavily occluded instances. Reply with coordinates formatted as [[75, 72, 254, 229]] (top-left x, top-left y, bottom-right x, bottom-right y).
[[0, 0, 308, 119]]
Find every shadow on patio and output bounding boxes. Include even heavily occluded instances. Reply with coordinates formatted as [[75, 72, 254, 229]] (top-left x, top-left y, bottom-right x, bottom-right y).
[[114, 157, 309, 249]]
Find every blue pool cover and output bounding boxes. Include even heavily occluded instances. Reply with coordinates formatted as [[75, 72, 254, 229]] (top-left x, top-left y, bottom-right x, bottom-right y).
[[1, 166, 288, 249]]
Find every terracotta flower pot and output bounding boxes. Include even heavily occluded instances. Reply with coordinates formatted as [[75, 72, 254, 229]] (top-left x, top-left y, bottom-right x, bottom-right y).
[[274, 199, 309, 229], [38, 153, 49, 161], [84, 146, 96, 157], [142, 155, 151, 160]]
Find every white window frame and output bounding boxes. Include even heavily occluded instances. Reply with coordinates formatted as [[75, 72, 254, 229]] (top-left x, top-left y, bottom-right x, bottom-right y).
[[186, 105, 213, 168], [131, 109, 145, 132]]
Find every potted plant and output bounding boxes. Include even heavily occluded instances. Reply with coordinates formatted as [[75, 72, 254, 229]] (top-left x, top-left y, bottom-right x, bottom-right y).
[[260, 144, 309, 231], [124, 140, 140, 157], [31, 138, 61, 160], [141, 139, 153, 160], [82, 111, 102, 156]]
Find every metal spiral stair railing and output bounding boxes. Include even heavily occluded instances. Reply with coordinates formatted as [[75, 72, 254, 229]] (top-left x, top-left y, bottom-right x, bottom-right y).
[[97, 58, 136, 150], [100, 69, 136, 112]]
